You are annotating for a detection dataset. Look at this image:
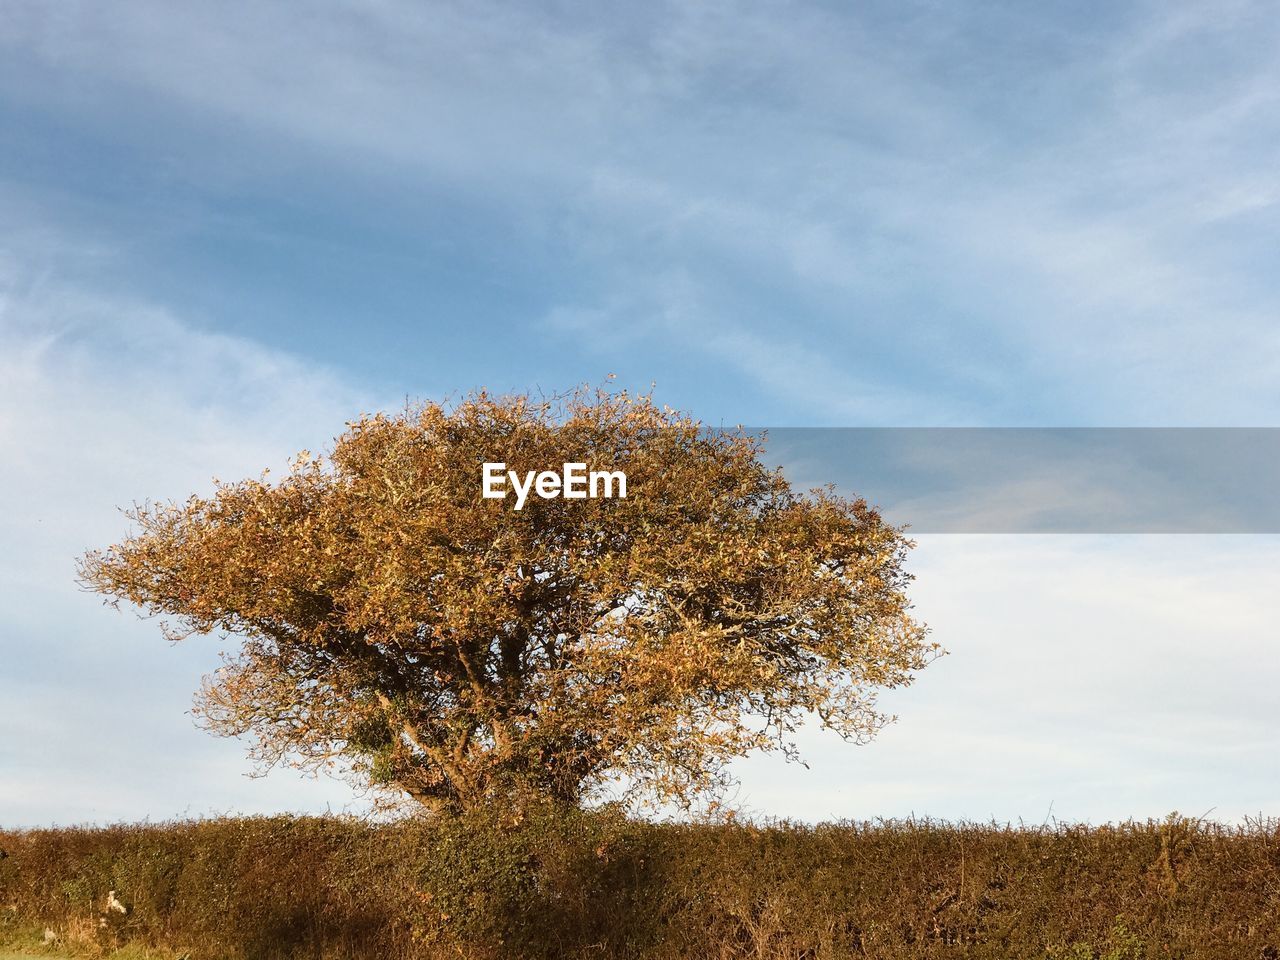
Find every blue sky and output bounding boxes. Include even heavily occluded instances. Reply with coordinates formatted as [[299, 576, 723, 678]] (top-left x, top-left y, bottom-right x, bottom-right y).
[[2, 0, 1279, 824]]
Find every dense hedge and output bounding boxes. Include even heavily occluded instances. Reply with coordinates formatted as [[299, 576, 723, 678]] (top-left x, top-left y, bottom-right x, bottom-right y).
[[2, 809, 1279, 959]]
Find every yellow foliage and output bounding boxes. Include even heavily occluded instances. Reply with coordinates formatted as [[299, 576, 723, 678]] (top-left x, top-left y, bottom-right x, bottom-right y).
[[79, 386, 935, 812]]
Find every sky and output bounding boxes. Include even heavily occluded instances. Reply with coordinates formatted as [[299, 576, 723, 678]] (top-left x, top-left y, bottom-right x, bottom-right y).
[[1, 0, 1278, 826]]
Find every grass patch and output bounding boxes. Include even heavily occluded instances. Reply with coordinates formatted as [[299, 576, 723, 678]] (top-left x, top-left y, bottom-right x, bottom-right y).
[[0, 922, 175, 960]]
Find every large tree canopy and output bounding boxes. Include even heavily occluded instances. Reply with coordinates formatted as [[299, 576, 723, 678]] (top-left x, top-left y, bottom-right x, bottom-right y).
[[80, 388, 935, 812]]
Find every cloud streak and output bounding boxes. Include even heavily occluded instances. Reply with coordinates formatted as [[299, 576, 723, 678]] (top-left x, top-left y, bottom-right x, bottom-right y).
[[0, 253, 389, 825], [732, 533, 1280, 824], [3, 0, 1280, 422], [1, 1, 1279, 825]]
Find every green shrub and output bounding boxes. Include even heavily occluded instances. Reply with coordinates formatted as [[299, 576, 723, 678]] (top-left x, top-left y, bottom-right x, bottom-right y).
[[412, 801, 656, 958]]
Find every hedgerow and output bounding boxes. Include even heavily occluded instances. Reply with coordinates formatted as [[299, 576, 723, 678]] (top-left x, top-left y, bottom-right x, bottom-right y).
[[2, 810, 1278, 959]]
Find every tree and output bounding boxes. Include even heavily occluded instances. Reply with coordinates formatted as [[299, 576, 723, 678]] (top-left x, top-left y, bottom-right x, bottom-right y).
[[80, 387, 936, 813]]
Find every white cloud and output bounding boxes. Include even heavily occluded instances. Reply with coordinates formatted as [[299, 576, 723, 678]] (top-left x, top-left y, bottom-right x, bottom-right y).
[[0, 256, 391, 825], [1, 1, 1279, 826], [8, 0, 1280, 422], [730, 534, 1280, 824], [3, 266, 1277, 825]]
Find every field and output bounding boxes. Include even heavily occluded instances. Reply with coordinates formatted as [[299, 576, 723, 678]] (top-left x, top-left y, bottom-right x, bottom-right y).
[[3, 809, 1279, 959]]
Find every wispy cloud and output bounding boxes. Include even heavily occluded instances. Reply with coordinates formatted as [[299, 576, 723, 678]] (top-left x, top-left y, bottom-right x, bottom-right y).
[[732, 533, 1280, 824], [4, 1, 1280, 422], [2, 1, 1279, 824], [0, 253, 389, 825]]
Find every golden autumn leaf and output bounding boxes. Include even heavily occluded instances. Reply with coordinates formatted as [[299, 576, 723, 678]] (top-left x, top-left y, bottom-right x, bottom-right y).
[[79, 385, 936, 813]]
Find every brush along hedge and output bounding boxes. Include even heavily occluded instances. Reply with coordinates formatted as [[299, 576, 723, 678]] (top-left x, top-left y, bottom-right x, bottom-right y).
[[3, 811, 1279, 959]]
